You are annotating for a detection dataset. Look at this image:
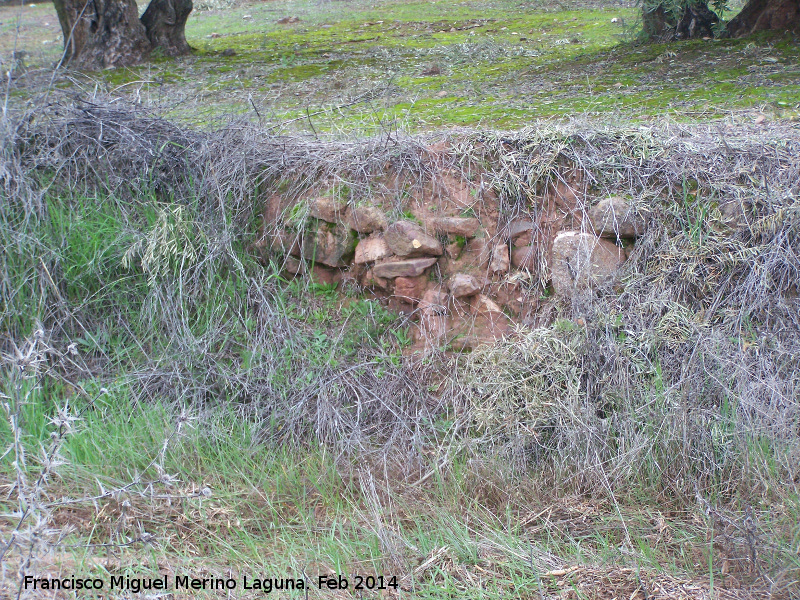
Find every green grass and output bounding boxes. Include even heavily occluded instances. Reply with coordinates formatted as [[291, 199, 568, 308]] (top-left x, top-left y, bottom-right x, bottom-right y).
[[2, 179, 798, 596], [2, 186, 406, 363], [5, 382, 786, 599], [3, 0, 799, 132]]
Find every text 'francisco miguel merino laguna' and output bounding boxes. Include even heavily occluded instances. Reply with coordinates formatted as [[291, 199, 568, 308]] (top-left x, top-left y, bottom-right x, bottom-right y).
[[23, 574, 307, 593]]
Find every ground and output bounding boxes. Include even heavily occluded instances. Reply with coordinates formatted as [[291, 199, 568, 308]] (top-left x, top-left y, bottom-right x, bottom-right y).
[[1, 0, 799, 599], [2, 0, 800, 130]]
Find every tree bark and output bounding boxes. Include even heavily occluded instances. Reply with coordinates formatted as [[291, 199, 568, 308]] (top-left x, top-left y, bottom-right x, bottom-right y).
[[675, 2, 719, 38], [725, 0, 800, 36], [141, 0, 193, 57], [642, 3, 677, 40], [53, 0, 151, 69], [642, 1, 718, 40]]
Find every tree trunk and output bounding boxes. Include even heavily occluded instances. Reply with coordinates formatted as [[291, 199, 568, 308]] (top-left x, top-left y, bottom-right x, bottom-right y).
[[642, 1, 718, 40], [725, 0, 800, 36], [140, 0, 193, 57], [642, 3, 677, 40], [53, 0, 151, 69], [675, 2, 719, 38]]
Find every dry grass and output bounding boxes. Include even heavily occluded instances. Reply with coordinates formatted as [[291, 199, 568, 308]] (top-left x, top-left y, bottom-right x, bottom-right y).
[[1, 97, 799, 598]]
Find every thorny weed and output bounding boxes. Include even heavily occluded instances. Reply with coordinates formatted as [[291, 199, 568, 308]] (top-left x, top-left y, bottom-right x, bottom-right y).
[[1, 97, 799, 595], [0, 329, 204, 597]]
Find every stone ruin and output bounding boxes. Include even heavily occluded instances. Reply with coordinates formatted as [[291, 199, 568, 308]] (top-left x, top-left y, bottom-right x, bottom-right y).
[[253, 144, 647, 352]]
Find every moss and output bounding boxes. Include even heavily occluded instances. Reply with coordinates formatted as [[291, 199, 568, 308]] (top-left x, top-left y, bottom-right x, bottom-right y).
[[9, 0, 800, 130], [397, 210, 421, 224]]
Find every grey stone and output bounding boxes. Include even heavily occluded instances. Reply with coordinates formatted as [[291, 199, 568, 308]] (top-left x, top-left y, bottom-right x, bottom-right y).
[[302, 222, 356, 267], [551, 231, 625, 296], [588, 197, 645, 239], [490, 243, 510, 274], [354, 234, 392, 264], [345, 205, 388, 233], [373, 257, 439, 278], [384, 221, 443, 257], [430, 217, 481, 237], [508, 219, 535, 241], [269, 229, 301, 256], [447, 273, 482, 298], [309, 197, 347, 223]]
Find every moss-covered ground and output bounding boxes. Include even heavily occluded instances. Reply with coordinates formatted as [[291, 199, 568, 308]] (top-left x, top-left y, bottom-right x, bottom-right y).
[[3, 0, 799, 132]]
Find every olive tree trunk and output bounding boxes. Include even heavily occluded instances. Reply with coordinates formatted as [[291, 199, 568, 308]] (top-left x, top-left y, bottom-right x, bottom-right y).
[[675, 2, 719, 38], [642, 1, 719, 40], [725, 0, 800, 36], [642, 3, 677, 40], [140, 0, 193, 56], [53, 0, 151, 68], [53, 0, 193, 69]]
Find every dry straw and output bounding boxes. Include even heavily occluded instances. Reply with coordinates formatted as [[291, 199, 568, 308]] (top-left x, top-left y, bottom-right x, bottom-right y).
[[2, 97, 799, 596]]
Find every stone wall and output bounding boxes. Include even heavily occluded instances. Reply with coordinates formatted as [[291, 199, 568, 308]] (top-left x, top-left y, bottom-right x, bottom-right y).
[[254, 144, 647, 352]]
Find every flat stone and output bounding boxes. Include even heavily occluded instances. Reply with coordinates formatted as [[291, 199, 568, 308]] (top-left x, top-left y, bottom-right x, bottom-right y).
[[588, 197, 645, 239], [394, 275, 427, 304], [430, 217, 481, 237], [360, 269, 389, 289], [511, 245, 536, 271], [373, 257, 438, 278], [448, 273, 481, 298], [309, 197, 347, 223], [345, 205, 388, 233], [490, 243, 510, 274], [508, 219, 535, 242], [354, 234, 392, 264], [384, 221, 443, 257], [551, 231, 625, 296], [419, 289, 448, 315]]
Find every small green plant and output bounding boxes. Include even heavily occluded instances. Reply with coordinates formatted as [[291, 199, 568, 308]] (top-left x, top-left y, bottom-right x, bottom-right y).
[[679, 177, 710, 247], [311, 281, 339, 297], [554, 318, 578, 333], [397, 209, 420, 224], [460, 207, 477, 218], [286, 200, 310, 231], [391, 327, 412, 347]]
